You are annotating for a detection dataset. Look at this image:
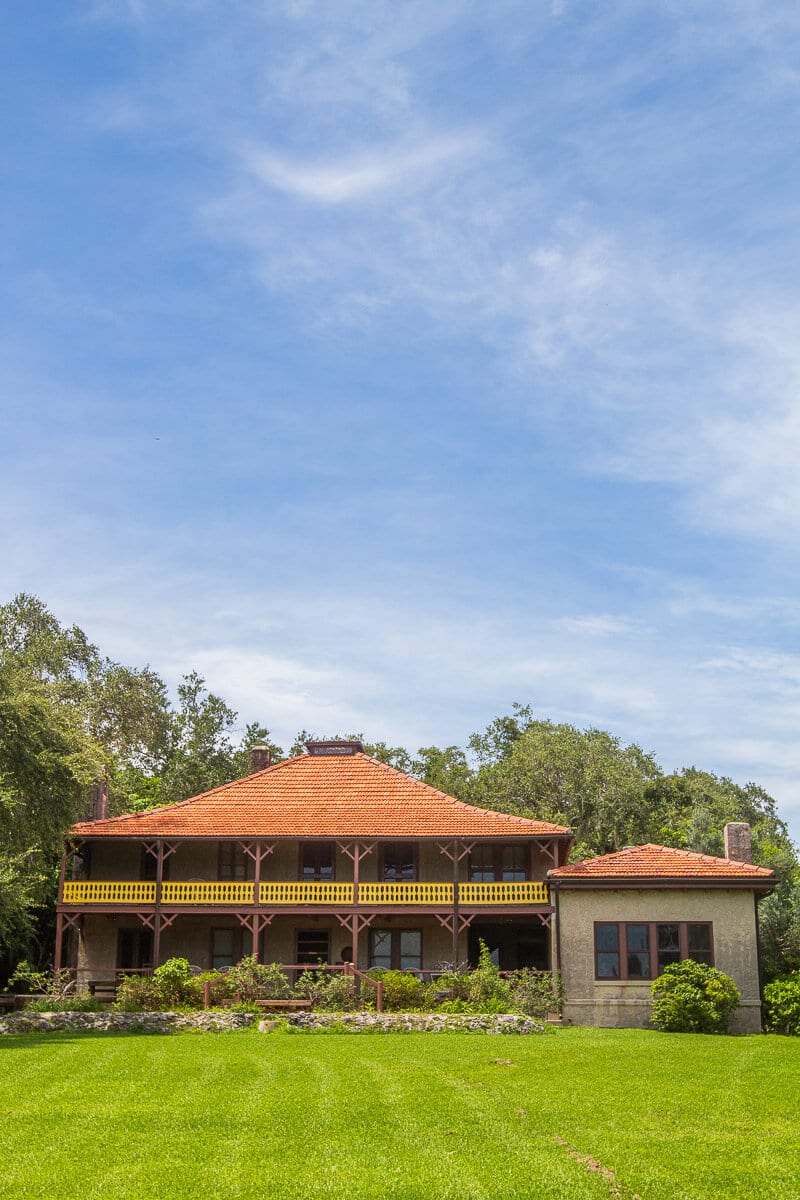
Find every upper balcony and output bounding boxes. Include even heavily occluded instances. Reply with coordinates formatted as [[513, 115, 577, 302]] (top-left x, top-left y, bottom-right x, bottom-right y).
[[61, 879, 550, 907]]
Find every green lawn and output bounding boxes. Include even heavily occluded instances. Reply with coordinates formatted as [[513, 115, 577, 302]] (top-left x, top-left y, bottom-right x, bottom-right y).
[[1, 1027, 799, 1200]]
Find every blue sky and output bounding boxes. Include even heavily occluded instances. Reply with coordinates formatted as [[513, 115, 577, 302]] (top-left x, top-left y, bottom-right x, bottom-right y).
[[3, 1, 800, 841]]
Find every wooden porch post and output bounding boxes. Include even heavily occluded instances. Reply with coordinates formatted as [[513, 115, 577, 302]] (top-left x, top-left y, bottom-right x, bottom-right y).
[[252, 841, 263, 957], [153, 840, 164, 967], [53, 911, 64, 974], [452, 839, 460, 964]]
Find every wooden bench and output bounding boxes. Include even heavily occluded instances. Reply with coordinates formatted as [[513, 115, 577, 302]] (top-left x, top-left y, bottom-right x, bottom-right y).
[[250, 998, 313, 1013], [88, 979, 118, 1001]]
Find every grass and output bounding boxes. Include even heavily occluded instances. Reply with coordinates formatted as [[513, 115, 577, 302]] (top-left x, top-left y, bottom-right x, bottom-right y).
[[0, 1027, 799, 1200]]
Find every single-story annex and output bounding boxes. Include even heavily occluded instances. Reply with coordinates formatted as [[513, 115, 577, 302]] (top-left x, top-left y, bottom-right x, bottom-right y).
[[58, 740, 774, 1031]]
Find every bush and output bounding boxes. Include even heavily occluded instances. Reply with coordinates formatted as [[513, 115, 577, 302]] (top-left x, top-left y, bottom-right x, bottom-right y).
[[467, 941, 512, 1011], [152, 958, 203, 1008], [25, 993, 102, 1013], [651, 959, 740, 1033], [194, 970, 235, 1006], [368, 970, 426, 1011], [763, 973, 800, 1035], [227, 957, 291, 1001], [508, 969, 562, 1020], [294, 968, 356, 1011], [114, 975, 162, 1012]]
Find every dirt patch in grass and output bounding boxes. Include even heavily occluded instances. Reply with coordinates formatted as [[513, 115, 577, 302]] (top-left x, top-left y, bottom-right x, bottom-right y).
[[554, 1136, 641, 1200]]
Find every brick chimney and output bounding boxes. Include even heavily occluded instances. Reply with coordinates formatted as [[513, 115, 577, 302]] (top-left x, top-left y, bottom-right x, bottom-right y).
[[724, 822, 752, 863], [250, 745, 271, 773], [90, 779, 109, 822]]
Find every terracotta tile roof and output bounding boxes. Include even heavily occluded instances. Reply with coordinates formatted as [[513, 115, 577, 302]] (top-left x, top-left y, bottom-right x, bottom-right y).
[[549, 843, 774, 883], [72, 752, 571, 840]]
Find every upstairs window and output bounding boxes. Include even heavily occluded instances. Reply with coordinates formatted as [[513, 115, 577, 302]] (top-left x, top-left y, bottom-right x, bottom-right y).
[[140, 846, 170, 882], [219, 842, 251, 881], [468, 845, 528, 882], [300, 842, 335, 882], [381, 843, 417, 882]]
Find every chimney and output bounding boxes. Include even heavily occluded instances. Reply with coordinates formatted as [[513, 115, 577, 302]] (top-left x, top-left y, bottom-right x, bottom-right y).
[[724, 822, 752, 863], [250, 745, 271, 773], [90, 780, 109, 822]]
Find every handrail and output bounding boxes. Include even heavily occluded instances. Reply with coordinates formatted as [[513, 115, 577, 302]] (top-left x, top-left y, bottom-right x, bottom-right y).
[[62, 881, 156, 904], [259, 882, 354, 904], [343, 961, 383, 1012], [162, 881, 255, 905], [460, 880, 549, 904], [358, 882, 454, 905]]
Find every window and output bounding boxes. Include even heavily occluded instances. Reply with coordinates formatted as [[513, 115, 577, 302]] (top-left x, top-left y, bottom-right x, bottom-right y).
[[381, 843, 417, 882], [468, 845, 528, 882], [140, 846, 169, 882], [300, 842, 335, 882], [219, 842, 251, 881], [296, 930, 331, 965], [369, 929, 422, 972], [117, 928, 153, 971], [211, 928, 240, 970], [594, 922, 713, 980]]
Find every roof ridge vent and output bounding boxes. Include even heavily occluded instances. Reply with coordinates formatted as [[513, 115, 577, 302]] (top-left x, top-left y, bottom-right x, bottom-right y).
[[305, 739, 364, 756]]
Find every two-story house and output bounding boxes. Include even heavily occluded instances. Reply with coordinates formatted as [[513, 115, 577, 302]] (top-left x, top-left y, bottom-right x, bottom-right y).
[[58, 739, 774, 1031], [59, 740, 572, 983]]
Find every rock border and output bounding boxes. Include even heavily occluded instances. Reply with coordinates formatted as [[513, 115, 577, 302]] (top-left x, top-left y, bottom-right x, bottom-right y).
[[0, 1011, 258, 1035], [0, 1010, 546, 1036], [278, 1012, 546, 1034]]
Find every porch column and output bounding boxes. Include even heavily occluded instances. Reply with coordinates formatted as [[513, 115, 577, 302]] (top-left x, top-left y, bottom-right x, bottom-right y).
[[252, 840, 263, 956], [153, 839, 165, 967], [452, 839, 460, 964], [53, 911, 64, 974]]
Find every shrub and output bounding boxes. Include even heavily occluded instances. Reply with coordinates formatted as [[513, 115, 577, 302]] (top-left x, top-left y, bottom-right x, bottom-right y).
[[8, 961, 51, 994], [114, 975, 162, 1012], [194, 970, 235, 1006], [294, 968, 356, 1011], [368, 970, 426, 1011], [227, 957, 291, 1001], [467, 941, 512, 1011], [427, 965, 471, 1003], [508, 969, 562, 1020], [152, 958, 203, 1008], [651, 959, 740, 1033], [26, 993, 102, 1013], [763, 973, 800, 1035]]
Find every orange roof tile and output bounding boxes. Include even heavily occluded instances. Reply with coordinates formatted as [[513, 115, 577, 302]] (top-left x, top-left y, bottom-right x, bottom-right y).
[[72, 752, 571, 841], [549, 843, 774, 884]]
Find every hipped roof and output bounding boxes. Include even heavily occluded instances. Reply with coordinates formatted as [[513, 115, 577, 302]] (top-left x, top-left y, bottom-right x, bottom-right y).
[[72, 752, 571, 841], [549, 843, 774, 887]]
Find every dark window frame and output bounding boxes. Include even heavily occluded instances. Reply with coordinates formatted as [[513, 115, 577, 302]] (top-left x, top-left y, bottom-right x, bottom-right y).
[[116, 927, 153, 971], [368, 928, 423, 972], [296, 929, 332, 965], [140, 845, 169, 882], [380, 842, 419, 882], [593, 921, 714, 981], [298, 841, 336, 882], [468, 843, 530, 882], [209, 926, 243, 971], [218, 841, 253, 882]]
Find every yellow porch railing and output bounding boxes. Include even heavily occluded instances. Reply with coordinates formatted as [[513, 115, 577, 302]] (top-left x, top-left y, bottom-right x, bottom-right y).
[[459, 881, 549, 905], [259, 882, 355, 905], [62, 881, 156, 904], [161, 881, 255, 905], [358, 882, 454, 905]]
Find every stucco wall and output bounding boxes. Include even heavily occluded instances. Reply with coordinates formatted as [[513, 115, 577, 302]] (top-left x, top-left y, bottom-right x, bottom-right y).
[[556, 886, 763, 1034]]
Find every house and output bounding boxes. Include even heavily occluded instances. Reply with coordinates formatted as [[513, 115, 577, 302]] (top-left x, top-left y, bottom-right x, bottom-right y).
[[58, 740, 774, 1030], [58, 741, 572, 985]]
